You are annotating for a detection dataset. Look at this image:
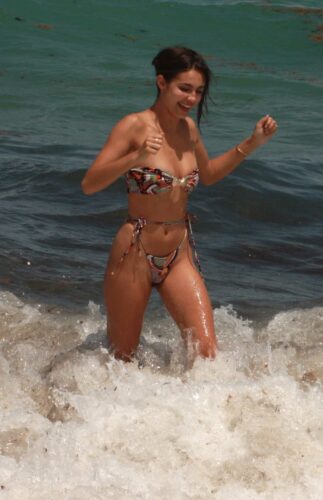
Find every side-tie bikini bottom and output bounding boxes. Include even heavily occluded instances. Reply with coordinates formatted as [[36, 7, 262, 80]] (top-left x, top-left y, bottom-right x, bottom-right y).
[[116, 214, 202, 286]]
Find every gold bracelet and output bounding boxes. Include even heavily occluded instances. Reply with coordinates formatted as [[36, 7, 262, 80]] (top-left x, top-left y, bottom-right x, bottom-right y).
[[236, 145, 248, 157]]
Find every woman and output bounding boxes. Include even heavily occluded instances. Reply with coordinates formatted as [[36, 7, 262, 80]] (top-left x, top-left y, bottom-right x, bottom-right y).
[[82, 46, 277, 362]]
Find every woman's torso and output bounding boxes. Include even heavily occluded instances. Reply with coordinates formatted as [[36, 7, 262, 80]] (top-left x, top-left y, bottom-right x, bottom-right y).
[[127, 109, 198, 213], [120, 109, 199, 255]]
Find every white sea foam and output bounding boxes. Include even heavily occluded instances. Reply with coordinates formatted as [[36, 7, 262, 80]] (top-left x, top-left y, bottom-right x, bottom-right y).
[[0, 291, 322, 499]]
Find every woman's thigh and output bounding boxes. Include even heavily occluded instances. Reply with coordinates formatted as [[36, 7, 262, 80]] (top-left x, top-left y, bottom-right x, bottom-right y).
[[104, 226, 152, 359], [158, 247, 217, 358]]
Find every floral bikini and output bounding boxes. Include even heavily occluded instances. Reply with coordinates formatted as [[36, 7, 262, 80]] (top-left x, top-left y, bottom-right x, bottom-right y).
[[125, 166, 199, 195], [120, 166, 201, 285]]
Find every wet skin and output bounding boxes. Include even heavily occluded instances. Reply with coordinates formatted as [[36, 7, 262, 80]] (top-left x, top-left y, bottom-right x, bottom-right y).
[[82, 68, 278, 361]]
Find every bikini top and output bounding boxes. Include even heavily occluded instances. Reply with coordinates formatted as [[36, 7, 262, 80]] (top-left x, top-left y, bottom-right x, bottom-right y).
[[125, 166, 199, 195]]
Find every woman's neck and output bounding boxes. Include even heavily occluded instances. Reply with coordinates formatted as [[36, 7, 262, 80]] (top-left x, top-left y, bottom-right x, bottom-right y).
[[150, 100, 181, 134]]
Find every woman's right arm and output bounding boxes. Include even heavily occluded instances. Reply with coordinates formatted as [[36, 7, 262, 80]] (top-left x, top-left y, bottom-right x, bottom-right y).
[[82, 114, 164, 195], [81, 114, 140, 195]]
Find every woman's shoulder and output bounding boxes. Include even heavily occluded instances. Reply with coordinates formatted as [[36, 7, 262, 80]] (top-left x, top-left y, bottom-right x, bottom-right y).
[[113, 111, 151, 135], [183, 116, 199, 144], [184, 116, 198, 130]]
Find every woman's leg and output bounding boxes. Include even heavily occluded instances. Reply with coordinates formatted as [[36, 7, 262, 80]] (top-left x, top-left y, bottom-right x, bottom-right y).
[[104, 226, 152, 361], [157, 244, 217, 359]]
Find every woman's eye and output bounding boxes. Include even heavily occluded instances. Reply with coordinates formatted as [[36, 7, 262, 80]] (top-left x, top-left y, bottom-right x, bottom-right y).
[[179, 86, 203, 95]]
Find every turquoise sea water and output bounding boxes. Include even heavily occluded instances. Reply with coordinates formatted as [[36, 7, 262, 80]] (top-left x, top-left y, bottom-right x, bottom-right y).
[[2, 0, 323, 313], [1, 1, 323, 498]]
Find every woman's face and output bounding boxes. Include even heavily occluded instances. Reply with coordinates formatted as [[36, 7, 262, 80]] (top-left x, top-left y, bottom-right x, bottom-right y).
[[157, 69, 205, 118]]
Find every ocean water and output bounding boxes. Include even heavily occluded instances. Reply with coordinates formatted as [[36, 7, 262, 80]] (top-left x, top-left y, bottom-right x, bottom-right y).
[[1, 0, 323, 498]]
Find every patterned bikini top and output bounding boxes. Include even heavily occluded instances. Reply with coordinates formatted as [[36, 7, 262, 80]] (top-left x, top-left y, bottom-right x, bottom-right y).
[[125, 166, 199, 195]]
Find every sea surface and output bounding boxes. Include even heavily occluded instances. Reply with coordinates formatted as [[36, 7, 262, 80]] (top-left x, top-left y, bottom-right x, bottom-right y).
[[1, 0, 323, 498]]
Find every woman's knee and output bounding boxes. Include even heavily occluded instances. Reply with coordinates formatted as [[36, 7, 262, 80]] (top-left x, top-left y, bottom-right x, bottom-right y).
[[113, 348, 136, 362], [108, 330, 140, 361], [185, 326, 217, 359], [198, 339, 217, 358], [191, 332, 216, 358]]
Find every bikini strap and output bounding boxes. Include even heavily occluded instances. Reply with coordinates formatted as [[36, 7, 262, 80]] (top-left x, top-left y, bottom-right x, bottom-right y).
[[117, 214, 203, 277], [126, 215, 187, 226], [185, 213, 203, 277], [121, 216, 147, 260]]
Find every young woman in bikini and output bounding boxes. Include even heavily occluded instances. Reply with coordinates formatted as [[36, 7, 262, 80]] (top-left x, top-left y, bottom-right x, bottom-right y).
[[81, 46, 278, 362]]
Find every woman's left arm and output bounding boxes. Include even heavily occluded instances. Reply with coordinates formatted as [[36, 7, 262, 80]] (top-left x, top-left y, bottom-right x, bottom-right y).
[[196, 115, 278, 185]]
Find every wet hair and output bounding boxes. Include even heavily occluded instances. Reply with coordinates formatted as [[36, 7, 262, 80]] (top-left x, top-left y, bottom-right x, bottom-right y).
[[151, 46, 212, 127]]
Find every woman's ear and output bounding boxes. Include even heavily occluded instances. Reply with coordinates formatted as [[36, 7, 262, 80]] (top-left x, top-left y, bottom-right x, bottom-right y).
[[156, 74, 167, 92]]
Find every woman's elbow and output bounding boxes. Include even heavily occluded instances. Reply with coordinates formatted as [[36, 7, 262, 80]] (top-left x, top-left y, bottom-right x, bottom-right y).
[[199, 175, 214, 186], [198, 163, 215, 186], [81, 176, 95, 195]]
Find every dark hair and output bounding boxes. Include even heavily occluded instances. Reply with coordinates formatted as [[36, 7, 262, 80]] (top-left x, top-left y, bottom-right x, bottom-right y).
[[152, 46, 212, 126]]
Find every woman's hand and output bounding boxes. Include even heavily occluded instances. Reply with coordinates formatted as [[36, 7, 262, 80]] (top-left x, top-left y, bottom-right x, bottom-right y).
[[251, 114, 278, 146], [137, 133, 164, 162]]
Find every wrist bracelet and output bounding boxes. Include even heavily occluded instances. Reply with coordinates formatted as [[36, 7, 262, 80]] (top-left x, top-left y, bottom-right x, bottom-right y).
[[236, 145, 248, 157]]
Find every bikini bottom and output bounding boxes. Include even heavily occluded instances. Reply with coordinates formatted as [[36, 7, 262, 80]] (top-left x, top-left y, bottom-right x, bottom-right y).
[[116, 214, 202, 286]]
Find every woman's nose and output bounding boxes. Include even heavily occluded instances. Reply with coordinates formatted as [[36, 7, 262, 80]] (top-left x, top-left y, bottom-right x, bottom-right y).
[[187, 92, 198, 103]]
